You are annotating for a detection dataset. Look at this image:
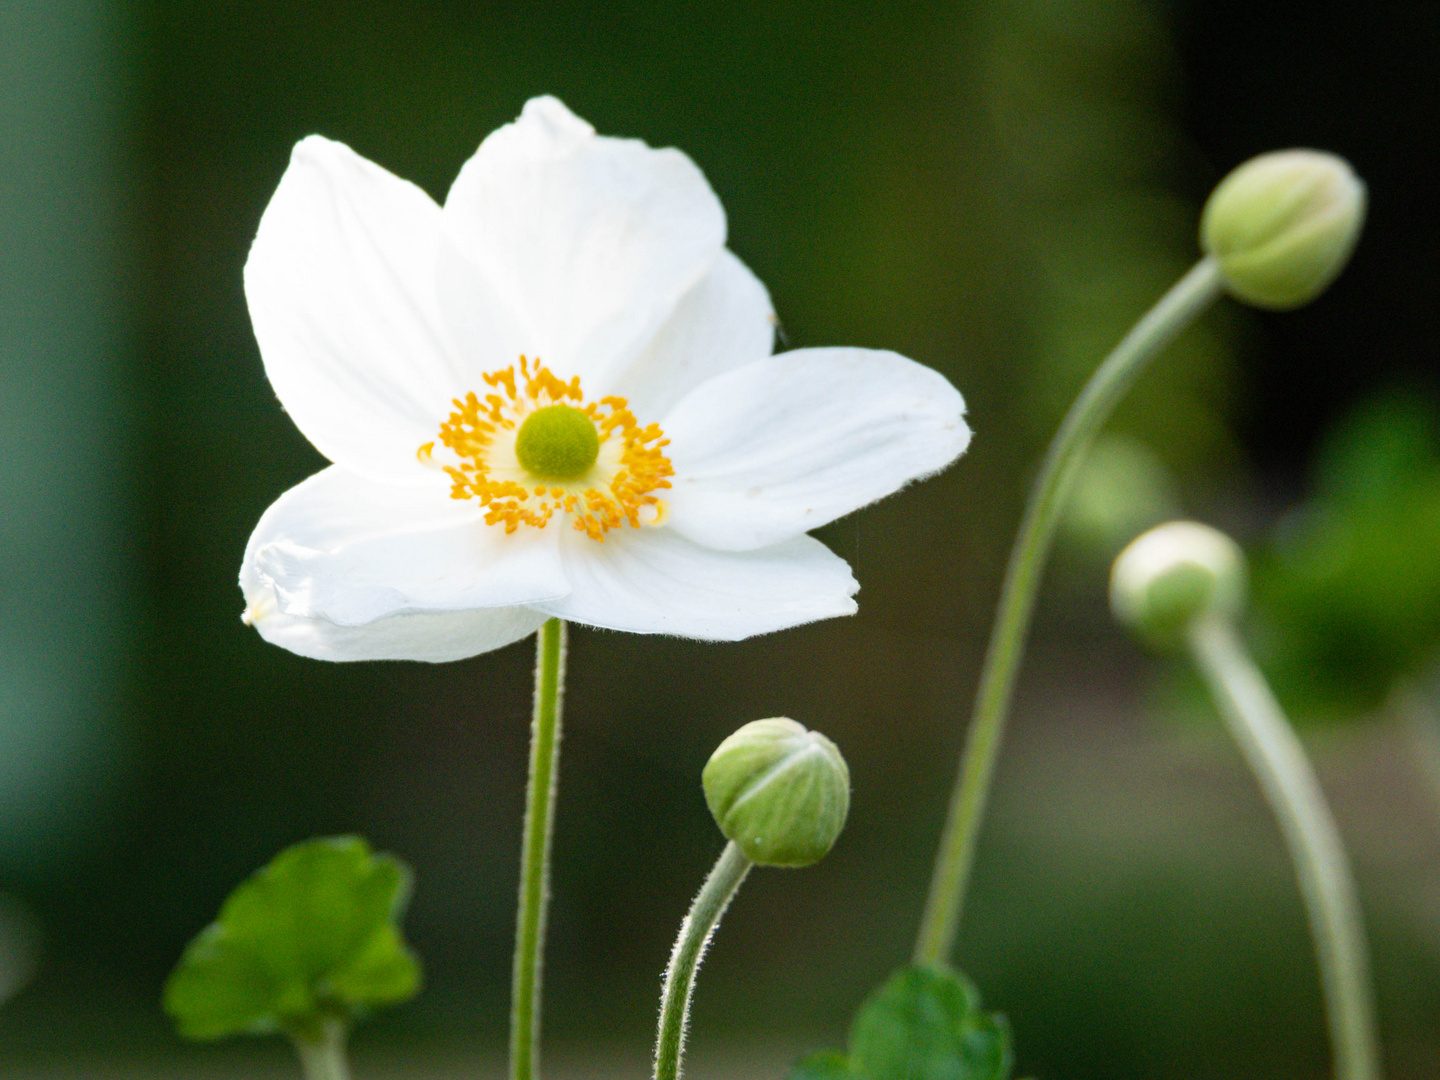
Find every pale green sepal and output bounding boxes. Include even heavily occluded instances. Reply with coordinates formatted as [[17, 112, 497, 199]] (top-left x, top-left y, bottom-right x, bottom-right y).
[[164, 835, 421, 1041]]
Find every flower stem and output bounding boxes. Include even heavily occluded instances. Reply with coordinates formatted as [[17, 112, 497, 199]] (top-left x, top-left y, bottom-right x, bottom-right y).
[[511, 618, 567, 1080], [292, 1021, 352, 1080], [654, 841, 753, 1080], [1187, 615, 1380, 1080], [914, 256, 1225, 964]]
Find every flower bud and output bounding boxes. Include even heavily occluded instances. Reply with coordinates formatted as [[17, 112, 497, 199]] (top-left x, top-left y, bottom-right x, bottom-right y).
[[702, 718, 850, 868], [1200, 149, 1365, 310], [1110, 521, 1247, 650]]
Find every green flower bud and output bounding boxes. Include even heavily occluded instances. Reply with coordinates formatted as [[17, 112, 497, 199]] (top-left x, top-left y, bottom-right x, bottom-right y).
[[1110, 521, 1247, 651], [702, 718, 850, 868], [1201, 149, 1365, 310]]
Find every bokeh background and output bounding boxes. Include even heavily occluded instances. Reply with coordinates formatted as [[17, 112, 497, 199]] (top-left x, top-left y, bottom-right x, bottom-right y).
[[2, 0, 1439, 1076]]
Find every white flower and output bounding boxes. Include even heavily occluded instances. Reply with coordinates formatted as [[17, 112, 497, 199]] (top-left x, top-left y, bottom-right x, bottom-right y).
[[239, 96, 971, 662]]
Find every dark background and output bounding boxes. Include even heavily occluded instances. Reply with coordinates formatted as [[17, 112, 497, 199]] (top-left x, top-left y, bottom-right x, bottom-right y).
[[1, 0, 1437, 1076], [1180, 0, 1440, 480]]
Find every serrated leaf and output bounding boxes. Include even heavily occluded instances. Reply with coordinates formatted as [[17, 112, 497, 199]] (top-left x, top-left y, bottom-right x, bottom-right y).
[[789, 965, 1012, 1080], [164, 836, 421, 1041]]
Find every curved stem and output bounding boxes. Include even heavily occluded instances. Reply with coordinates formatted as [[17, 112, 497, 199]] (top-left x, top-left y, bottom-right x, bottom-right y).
[[915, 256, 1225, 964], [511, 618, 567, 1080], [654, 841, 753, 1080], [292, 1021, 352, 1080], [1188, 615, 1381, 1080]]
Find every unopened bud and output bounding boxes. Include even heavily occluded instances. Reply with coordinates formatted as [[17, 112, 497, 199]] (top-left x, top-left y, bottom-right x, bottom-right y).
[[702, 718, 850, 868], [1110, 521, 1247, 650], [1201, 149, 1365, 310]]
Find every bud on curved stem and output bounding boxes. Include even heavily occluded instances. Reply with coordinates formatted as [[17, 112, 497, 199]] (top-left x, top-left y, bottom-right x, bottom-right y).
[[1109, 520, 1246, 652], [703, 718, 850, 868], [1202, 149, 1366, 310], [654, 720, 851, 1080], [1110, 522, 1381, 1080]]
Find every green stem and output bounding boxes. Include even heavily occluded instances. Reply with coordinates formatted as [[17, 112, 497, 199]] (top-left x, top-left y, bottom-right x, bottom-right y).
[[1188, 615, 1380, 1080], [654, 841, 753, 1080], [914, 256, 1225, 964], [292, 1021, 352, 1080], [511, 618, 567, 1080]]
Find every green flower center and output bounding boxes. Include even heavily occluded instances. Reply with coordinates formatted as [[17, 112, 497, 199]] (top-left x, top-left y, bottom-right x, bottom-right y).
[[514, 403, 601, 481]]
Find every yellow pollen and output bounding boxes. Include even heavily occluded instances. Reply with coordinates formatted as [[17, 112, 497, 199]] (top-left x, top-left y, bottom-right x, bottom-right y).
[[429, 355, 673, 541]]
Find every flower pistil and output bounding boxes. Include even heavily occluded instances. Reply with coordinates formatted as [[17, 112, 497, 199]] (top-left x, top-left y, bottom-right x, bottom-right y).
[[424, 356, 673, 540]]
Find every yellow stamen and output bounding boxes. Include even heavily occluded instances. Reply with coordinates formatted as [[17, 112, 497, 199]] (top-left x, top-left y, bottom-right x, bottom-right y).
[[429, 356, 673, 541]]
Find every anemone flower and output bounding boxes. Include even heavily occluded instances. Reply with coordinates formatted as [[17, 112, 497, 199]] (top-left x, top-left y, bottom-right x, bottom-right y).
[[239, 96, 970, 662]]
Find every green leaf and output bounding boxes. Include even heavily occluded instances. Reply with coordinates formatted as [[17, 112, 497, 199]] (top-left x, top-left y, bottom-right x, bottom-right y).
[[1243, 387, 1440, 720], [790, 965, 1012, 1080], [850, 966, 1012, 1080], [164, 836, 422, 1041]]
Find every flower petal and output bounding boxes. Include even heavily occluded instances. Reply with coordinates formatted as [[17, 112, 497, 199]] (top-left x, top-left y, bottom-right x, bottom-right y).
[[662, 348, 971, 551], [434, 237, 547, 379], [605, 248, 776, 421], [534, 529, 857, 639], [240, 595, 548, 663], [441, 96, 726, 390], [242, 466, 568, 629], [245, 136, 469, 482]]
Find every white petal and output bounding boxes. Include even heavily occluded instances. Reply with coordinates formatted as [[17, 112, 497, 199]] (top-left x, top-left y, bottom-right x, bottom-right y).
[[534, 528, 857, 639], [441, 96, 726, 390], [662, 348, 971, 551], [240, 595, 548, 663], [242, 466, 568, 628], [606, 249, 776, 421], [245, 136, 469, 483], [435, 238, 545, 378]]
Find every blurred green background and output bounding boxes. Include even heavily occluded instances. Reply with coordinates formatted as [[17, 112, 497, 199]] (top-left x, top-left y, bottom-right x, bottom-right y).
[[2, 0, 1438, 1076]]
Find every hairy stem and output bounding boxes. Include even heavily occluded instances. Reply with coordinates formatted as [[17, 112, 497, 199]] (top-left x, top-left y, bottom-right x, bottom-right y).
[[915, 256, 1225, 964], [654, 841, 753, 1080], [511, 618, 567, 1080]]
